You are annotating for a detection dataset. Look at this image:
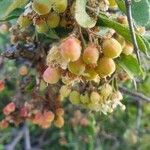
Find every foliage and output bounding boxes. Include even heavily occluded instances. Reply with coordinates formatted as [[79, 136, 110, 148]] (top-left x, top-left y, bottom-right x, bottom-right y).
[[0, 0, 150, 149]]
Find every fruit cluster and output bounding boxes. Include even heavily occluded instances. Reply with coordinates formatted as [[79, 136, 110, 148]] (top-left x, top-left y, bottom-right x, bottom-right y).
[[0, 102, 65, 129], [43, 35, 126, 114]]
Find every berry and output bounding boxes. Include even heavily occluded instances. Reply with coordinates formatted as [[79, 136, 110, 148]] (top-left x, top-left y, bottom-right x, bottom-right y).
[[84, 67, 98, 81], [47, 12, 60, 28], [32, 0, 52, 15], [54, 116, 64, 128], [117, 16, 128, 25], [0, 80, 5, 92], [102, 38, 122, 58], [59, 85, 71, 99], [18, 15, 31, 28], [32, 112, 43, 125], [114, 34, 125, 48], [20, 107, 28, 117], [0, 120, 9, 129], [83, 44, 99, 64], [69, 91, 80, 105], [3, 102, 16, 115], [122, 42, 134, 55], [53, 0, 68, 13], [96, 57, 116, 77], [19, 65, 28, 76], [35, 19, 48, 33], [59, 36, 81, 62], [56, 108, 64, 116], [90, 91, 101, 104], [68, 58, 85, 75], [43, 67, 61, 84], [80, 93, 90, 104], [43, 110, 55, 123]]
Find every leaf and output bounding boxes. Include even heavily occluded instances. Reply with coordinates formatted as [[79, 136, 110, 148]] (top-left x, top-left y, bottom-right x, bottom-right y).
[[115, 0, 126, 13], [97, 15, 149, 56], [0, 0, 28, 20], [132, 0, 150, 26], [75, 0, 96, 28], [117, 54, 144, 79]]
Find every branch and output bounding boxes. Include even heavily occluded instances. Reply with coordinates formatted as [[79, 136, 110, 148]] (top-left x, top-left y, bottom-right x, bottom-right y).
[[24, 123, 32, 150], [5, 129, 24, 150], [119, 86, 150, 103], [125, 0, 141, 65]]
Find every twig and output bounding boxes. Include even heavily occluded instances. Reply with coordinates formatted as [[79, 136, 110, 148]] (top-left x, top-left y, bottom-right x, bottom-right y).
[[24, 123, 32, 150], [125, 0, 141, 65], [5, 129, 24, 150], [119, 86, 150, 102]]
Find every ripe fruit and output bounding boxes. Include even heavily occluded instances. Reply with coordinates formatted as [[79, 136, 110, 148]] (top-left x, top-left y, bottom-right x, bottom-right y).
[[122, 42, 134, 55], [69, 91, 80, 105], [20, 107, 28, 117], [59, 36, 81, 62], [32, 112, 43, 125], [3, 102, 16, 115], [54, 116, 64, 128], [43, 67, 61, 84], [83, 44, 99, 64], [0, 120, 9, 129], [18, 15, 31, 28], [102, 38, 122, 58], [43, 111, 55, 123], [35, 19, 48, 33], [32, 0, 52, 15], [96, 57, 116, 77], [0, 80, 5, 92], [53, 0, 68, 13], [47, 12, 60, 28], [80, 93, 90, 104], [68, 58, 85, 75], [90, 91, 101, 104], [19, 65, 28, 76]]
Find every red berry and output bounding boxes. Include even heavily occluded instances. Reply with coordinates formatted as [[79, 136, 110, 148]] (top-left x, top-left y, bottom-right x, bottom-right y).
[[60, 36, 81, 62], [43, 67, 61, 84], [3, 102, 16, 115]]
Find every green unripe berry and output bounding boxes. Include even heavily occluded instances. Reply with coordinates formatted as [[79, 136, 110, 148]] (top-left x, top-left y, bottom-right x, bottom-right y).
[[80, 93, 90, 104], [47, 12, 60, 28], [69, 91, 80, 105], [18, 15, 31, 28], [53, 0, 68, 13]]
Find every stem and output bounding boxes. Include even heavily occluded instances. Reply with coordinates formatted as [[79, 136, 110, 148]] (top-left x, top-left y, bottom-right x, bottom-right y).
[[125, 0, 141, 65], [119, 86, 150, 103]]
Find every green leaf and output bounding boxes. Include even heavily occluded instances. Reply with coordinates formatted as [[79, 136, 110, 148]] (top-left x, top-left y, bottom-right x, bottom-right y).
[[115, 0, 126, 13], [117, 54, 144, 79], [75, 0, 96, 28], [132, 0, 150, 26], [0, 0, 28, 20], [97, 15, 149, 56]]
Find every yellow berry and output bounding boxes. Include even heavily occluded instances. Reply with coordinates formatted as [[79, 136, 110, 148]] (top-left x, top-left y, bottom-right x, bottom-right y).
[[35, 19, 48, 33], [122, 42, 134, 55], [32, 0, 52, 15], [18, 15, 31, 28], [68, 58, 85, 75], [54, 116, 64, 128], [90, 91, 101, 104], [53, 0, 68, 13], [80, 93, 90, 104], [96, 57, 116, 77], [102, 38, 122, 58]]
